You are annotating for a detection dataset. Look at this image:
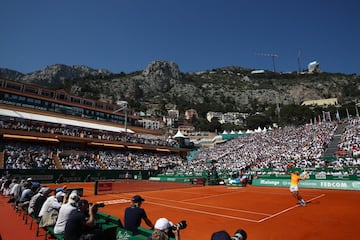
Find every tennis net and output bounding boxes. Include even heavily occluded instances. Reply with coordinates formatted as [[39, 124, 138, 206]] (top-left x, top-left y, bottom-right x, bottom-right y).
[[94, 179, 201, 195]]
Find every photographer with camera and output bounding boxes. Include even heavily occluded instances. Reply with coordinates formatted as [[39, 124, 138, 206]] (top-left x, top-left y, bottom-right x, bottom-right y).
[[64, 199, 104, 240], [54, 190, 80, 234], [210, 229, 247, 240], [148, 218, 186, 240], [124, 195, 154, 235]]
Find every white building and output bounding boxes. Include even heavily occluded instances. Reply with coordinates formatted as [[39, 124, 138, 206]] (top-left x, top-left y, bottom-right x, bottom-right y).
[[206, 112, 223, 122], [308, 61, 320, 73], [138, 119, 161, 130], [163, 109, 179, 127], [207, 111, 248, 125]]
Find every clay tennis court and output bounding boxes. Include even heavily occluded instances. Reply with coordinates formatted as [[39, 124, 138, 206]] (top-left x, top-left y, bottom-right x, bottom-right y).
[[41, 181, 360, 240]]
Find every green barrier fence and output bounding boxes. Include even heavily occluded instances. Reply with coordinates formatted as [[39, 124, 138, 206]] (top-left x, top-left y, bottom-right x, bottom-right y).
[[149, 176, 205, 185], [252, 178, 360, 191]]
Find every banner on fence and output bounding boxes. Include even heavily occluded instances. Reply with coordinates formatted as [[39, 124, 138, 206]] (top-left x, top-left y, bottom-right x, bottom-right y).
[[252, 178, 360, 191]]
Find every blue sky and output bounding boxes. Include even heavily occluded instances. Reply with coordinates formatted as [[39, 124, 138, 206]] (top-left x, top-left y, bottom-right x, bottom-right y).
[[1, 0, 359, 74]]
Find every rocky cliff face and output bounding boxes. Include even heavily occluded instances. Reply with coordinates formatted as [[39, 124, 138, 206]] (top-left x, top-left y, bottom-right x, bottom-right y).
[[0, 61, 359, 116], [140, 60, 179, 93]]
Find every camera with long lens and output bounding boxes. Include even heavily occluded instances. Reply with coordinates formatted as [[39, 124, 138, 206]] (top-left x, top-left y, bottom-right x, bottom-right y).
[[93, 202, 105, 208], [171, 220, 187, 230], [231, 229, 247, 240], [168, 220, 187, 238], [89, 202, 105, 212]]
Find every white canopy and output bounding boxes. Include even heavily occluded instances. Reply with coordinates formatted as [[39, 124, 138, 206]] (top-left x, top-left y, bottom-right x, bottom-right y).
[[0, 108, 134, 133], [173, 129, 185, 138]]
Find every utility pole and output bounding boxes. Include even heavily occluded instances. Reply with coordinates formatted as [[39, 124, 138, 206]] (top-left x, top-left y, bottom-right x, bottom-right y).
[[255, 53, 279, 72]]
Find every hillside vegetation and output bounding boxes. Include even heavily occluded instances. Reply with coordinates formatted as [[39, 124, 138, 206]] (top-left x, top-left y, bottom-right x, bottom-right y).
[[1, 61, 359, 129]]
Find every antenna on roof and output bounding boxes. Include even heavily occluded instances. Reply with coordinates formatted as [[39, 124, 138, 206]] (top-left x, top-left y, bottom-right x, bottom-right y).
[[255, 52, 279, 72], [297, 49, 302, 74]]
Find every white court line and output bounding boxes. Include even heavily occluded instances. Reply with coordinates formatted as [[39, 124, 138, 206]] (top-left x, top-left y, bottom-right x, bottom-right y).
[[146, 195, 271, 216], [101, 199, 130, 205], [257, 194, 326, 223], [117, 190, 325, 223], [182, 191, 243, 202], [147, 201, 259, 223]]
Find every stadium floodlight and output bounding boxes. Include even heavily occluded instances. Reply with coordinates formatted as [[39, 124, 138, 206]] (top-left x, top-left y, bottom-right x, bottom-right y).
[[114, 100, 129, 133]]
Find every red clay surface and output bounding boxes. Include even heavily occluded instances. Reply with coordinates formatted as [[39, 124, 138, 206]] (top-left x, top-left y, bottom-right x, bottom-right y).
[[25, 181, 360, 239]]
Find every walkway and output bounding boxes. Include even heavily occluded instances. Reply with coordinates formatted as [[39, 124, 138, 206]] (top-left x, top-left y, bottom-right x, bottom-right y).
[[323, 122, 346, 158]]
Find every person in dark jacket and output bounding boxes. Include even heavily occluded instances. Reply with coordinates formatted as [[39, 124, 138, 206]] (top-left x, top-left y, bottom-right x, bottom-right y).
[[64, 199, 103, 240], [124, 195, 154, 235]]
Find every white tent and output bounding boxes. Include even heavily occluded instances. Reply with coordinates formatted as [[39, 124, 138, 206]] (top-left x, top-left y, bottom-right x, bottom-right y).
[[173, 129, 185, 138]]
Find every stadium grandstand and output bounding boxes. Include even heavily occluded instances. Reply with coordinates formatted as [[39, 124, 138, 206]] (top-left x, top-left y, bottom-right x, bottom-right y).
[[0, 78, 194, 181]]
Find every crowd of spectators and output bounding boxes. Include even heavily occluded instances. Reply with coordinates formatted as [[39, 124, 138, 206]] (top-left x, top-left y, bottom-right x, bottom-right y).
[[4, 144, 56, 169], [191, 119, 359, 178], [99, 151, 184, 170], [178, 121, 339, 173], [3, 143, 184, 171], [60, 153, 102, 170], [2, 118, 360, 176], [337, 118, 360, 159]]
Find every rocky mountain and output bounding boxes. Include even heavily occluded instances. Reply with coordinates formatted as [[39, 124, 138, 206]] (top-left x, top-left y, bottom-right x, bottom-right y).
[[1, 61, 359, 118], [0, 68, 24, 80], [0, 64, 112, 87]]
